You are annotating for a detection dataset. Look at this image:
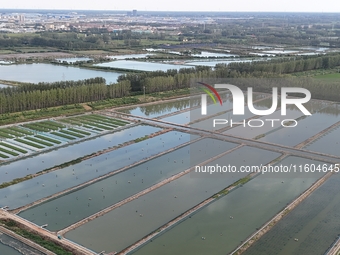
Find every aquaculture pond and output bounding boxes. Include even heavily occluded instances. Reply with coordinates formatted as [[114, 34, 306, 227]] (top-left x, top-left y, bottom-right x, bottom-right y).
[[94, 60, 191, 72], [223, 98, 328, 139], [243, 173, 340, 255], [0, 131, 194, 209], [117, 98, 199, 119], [259, 104, 340, 147], [65, 146, 281, 253], [19, 138, 236, 231], [0, 232, 45, 255], [0, 63, 122, 84], [305, 124, 340, 157], [0, 125, 161, 184], [130, 156, 326, 255]]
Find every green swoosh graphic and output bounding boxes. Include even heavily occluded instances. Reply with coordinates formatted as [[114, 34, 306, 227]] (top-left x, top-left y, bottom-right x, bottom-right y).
[[201, 87, 217, 104]]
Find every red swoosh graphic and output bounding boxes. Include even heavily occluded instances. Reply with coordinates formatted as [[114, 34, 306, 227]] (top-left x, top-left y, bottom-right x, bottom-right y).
[[197, 82, 223, 106]]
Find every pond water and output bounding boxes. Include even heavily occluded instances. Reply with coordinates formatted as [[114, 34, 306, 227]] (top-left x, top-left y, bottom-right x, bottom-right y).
[[0, 125, 161, 184], [259, 104, 340, 147], [0, 63, 122, 84], [19, 138, 237, 231], [0, 131, 193, 209], [118, 98, 198, 118], [0, 232, 44, 255], [131, 156, 326, 255], [191, 51, 238, 58], [94, 60, 191, 72], [305, 125, 340, 156], [65, 146, 281, 253], [243, 173, 340, 255]]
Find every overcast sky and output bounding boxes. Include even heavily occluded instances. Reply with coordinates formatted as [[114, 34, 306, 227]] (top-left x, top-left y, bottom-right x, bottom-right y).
[[2, 0, 340, 12]]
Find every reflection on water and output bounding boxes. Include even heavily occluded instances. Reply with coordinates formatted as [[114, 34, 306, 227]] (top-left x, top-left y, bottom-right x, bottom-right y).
[[132, 157, 325, 255], [0, 63, 122, 84], [118, 98, 199, 118], [94, 60, 191, 71], [260, 104, 340, 146], [0, 131, 193, 209], [0, 125, 160, 184], [243, 173, 340, 255], [65, 146, 280, 253], [20, 138, 236, 231]]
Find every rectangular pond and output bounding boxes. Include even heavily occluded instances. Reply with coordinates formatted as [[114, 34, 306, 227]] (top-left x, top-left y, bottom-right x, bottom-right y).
[[0, 231, 45, 255], [259, 104, 340, 147], [0, 125, 161, 184], [117, 98, 197, 119], [130, 156, 326, 255], [64, 146, 281, 253], [0, 131, 194, 209], [0, 63, 123, 84], [242, 173, 340, 255], [19, 138, 237, 231], [94, 60, 191, 72]]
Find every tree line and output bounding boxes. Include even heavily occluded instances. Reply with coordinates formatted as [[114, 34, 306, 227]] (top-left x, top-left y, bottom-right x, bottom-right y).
[[0, 78, 130, 114]]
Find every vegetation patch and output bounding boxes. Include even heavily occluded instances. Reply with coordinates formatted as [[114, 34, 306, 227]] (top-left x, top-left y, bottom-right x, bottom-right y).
[[0, 142, 27, 153], [0, 130, 14, 139], [51, 132, 76, 140], [0, 146, 19, 156], [24, 137, 54, 147], [67, 128, 91, 136], [0, 219, 73, 255], [35, 135, 62, 144], [59, 129, 84, 138], [8, 127, 33, 135], [15, 138, 45, 149], [0, 152, 9, 159]]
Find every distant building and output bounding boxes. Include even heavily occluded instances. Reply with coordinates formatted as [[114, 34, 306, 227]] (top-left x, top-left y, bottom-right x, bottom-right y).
[[133, 10, 137, 16]]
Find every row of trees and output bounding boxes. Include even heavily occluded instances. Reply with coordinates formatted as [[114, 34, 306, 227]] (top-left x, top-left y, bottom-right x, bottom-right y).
[[228, 54, 340, 74], [0, 80, 130, 114], [0, 77, 106, 95]]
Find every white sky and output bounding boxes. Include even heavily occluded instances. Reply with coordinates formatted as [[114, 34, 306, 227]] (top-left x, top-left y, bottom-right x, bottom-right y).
[[2, 0, 340, 12]]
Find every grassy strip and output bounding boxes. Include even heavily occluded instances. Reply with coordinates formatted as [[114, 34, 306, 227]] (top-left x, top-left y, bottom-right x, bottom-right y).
[[79, 116, 118, 128], [7, 127, 33, 135], [33, 122, 59, 131], [51, 132, 76, 140], [0, 220, 73, 255], [40, 121, 65, 129], [70, 117, 113, 130], [0, 104, 86, 126], [35, 135, 62, 144], [0, 128, 25, 137], [78, 119, 113, 130], [81, 114, 125, 126], [134, 135, 149, 143], [0, 131, 14, 139], [24, 137, 53, 147], [89, 119, 123, 127], [58, 118, 83, 126], [59, 130, 84, 138], [212, 176, 251, 199], [0, 142, 27, 153], [0, 152, 9, 159], [67, 128, 91, 136], [15, 138, 44, 149], [0, 146, 19, 156], [22, 124, 49, 132]]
